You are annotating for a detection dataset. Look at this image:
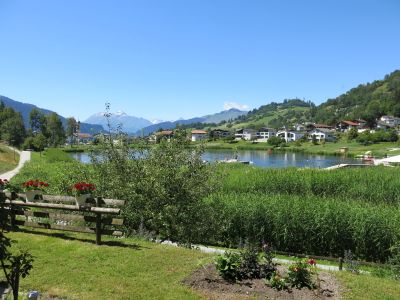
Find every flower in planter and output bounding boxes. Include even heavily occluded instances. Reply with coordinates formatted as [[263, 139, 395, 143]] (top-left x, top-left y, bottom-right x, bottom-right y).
[[72, 182, 96, 206], [22, 180, 48, 202], [72, 182, 96, 196], [22, 180, 49, 192]]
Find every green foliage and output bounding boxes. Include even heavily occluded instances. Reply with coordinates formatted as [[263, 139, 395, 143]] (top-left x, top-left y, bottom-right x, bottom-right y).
[[389, 243, 400, 280], [90, 108, 219, 244], [356, 129, 399, 145], [45, 113, 66, 147], [0, 105, 26, 146], [267, 136, 285, 147], [269, 271, 289, 291], [215, 245, 277, 282], [347, 127, 358, 141], [1, 249, 34, 300], [29, 108, 47, 135], [215, 251, 242, 282], [239, 246, 261, 279]]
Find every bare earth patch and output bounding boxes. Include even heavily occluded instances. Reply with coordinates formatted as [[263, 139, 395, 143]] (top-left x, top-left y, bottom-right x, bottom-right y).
[[183, 264, 341, 300]]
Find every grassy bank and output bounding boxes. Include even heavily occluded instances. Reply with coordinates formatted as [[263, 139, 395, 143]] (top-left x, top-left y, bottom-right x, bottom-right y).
[[201, 140, 400, 157], [0, 144, 19, 174]]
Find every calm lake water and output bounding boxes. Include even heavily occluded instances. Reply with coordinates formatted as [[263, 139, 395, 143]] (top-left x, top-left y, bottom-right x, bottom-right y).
[[70, 149, 360, 168]]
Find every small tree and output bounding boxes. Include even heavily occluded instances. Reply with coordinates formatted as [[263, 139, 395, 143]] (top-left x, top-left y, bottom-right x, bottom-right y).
[[347, 127, 358, 141], [1, 249, 34, 300]]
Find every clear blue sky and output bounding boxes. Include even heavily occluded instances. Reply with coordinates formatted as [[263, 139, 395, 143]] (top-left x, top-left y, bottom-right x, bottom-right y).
[[0, 0, 399, 122]]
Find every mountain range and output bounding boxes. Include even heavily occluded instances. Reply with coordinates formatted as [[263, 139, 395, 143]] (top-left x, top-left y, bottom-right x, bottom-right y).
[[133, 108, 247, 136], [0, 95, 104, 134], [84, 108, 247, 136], [85, 111, 153, 134]]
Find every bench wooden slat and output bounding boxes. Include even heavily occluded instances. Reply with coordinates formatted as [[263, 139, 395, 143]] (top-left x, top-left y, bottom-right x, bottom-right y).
[[12, 210, 124, 226], [4, 200, 120, 214]]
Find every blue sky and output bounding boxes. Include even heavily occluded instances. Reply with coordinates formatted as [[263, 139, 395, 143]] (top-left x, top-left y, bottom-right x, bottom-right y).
[[0, 0, 399, 122]]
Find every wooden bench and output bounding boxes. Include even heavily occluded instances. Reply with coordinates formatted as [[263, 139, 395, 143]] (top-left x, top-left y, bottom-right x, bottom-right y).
[[0, 192, 125, 245]]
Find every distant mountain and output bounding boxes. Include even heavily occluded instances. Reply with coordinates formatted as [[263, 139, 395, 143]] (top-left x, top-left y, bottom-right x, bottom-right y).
[[136, 108, 247, 136], [0, 95, 104, 134], [150, 119, 164, 124], [202, 108, 247, 124], [85, 110, 152, 133]]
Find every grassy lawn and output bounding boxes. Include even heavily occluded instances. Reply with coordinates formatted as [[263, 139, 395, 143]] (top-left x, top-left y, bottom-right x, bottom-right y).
[[0, 144, 19, 174], [2, 229, 399, 299], [2, 229, 210, 300], [336, 272, 400, 300]]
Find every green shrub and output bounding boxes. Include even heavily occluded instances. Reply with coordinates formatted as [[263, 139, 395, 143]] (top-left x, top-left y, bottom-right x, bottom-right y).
[[215, 251, 242, 282]]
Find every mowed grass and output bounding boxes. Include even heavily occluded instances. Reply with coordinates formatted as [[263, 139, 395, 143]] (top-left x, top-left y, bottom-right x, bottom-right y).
[[2, 228, 209, 300], [0, 144, 19, 173], [336, 272, 400, 300], [3, 229, 400, 300]]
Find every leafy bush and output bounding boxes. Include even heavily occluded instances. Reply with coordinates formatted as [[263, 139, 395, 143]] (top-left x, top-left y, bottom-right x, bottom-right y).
[[269, 271, 288, 291], [239, 246, 261, 279], [216, 245, 277, 282], [389, 243, 400, 280], [215, 251, 242, 282]]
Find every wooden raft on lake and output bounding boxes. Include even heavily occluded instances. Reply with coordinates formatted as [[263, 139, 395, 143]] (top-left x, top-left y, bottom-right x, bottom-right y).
[[0, 192, 125, 245]]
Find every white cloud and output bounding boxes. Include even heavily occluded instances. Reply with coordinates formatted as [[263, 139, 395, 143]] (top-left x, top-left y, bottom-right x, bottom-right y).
[[223, 101, 250, 111]]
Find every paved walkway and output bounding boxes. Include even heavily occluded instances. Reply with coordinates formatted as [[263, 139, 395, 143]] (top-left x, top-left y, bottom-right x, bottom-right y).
[[0, 147, 31, 180], [160, 240, 369, 273]]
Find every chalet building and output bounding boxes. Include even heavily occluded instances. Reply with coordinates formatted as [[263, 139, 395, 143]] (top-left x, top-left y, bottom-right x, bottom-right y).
[[312, 123, 334, 130], [76, 133, 93, 144], [308, 128, 336, 142], [235, 128, 257, 141], [209, 129, 231, 139], [191, 130, 208, 142], [256, 127, 277, 142], [276, 130, 304, 142], [336, 120, 360, 132], [149, 130, 174, 143]]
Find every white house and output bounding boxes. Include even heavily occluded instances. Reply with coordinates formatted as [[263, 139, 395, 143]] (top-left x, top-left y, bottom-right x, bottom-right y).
[[256, 127, 277, 142], [276, 130, 304, 142], [308, 128, 336, 142], [235, 128, 257, 141], [191, 130, 208, 142], [379, 116, 400, 127]]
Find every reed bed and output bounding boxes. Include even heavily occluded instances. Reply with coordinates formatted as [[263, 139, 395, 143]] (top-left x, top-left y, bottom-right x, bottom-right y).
[[207, 192, 400, 262], [220, 165, 400, 205]]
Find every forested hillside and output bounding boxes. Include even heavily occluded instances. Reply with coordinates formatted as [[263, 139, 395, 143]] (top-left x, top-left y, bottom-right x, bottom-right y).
[[313, 70, 400, 125]]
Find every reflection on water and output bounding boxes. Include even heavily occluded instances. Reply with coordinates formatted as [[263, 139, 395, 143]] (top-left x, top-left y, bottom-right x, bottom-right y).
[[70, 149, 359, 168]]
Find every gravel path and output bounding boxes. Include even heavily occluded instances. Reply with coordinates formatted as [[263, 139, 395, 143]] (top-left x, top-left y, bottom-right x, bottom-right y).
[[0, 148, 31, 180]]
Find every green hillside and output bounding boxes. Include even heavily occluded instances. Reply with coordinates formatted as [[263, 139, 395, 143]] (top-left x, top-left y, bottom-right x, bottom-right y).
[[202, 99, 313, 131], [314, 70, 400, 125], [210, 70, 400, 131]]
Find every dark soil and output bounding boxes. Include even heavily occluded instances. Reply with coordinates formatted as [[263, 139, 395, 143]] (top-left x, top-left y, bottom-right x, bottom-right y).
[[183, 264, 342, 300]]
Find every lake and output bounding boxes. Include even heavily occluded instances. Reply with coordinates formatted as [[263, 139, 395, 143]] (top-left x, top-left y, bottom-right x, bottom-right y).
[[70, 149, 360, 168]]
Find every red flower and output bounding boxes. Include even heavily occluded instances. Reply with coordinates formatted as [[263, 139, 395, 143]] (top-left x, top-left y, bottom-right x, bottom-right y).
[[307, 259, 316, 266]]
